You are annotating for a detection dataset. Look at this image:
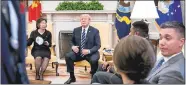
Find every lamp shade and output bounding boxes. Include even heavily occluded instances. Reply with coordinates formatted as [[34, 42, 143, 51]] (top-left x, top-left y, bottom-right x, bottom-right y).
[[130, 1, 159, 19]]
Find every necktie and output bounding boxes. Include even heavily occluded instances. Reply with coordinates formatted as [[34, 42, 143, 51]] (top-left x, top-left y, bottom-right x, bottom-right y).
[[151, 58, 165, 73], [80, 29, 86, 57]]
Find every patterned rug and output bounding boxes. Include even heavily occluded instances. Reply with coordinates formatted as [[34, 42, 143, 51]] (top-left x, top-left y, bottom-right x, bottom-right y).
[[26, 64, 91, 78]]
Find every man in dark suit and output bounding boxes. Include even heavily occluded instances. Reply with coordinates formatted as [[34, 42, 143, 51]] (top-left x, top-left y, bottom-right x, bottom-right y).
[[64, 14, 101, 84]]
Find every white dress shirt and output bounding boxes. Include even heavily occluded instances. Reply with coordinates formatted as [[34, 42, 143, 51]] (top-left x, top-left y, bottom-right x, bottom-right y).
[[8, 1, 19, 50], [81, 25, 90, 54], [162, 52, 182, 65], [81, 25, 89, 39]]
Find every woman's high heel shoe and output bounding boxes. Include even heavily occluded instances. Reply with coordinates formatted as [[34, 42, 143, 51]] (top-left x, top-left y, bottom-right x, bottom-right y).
[[35, 74, 40, 80], [40, 74, 44, 80]]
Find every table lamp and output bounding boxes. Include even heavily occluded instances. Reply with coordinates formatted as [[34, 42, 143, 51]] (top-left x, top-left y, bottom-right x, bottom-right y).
[[130, 1, 160, 40]]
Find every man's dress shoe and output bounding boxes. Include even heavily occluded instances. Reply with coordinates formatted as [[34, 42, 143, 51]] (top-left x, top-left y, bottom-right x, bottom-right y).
[[64, 78, 76, 84]]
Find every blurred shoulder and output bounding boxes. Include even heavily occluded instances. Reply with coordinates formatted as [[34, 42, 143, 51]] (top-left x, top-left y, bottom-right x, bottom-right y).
[[89, 26, 99, 32]]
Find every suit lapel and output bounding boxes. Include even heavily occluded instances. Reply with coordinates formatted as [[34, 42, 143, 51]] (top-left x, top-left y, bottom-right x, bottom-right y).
[[147, 62, 169, 80], [147, 52, 184, 81], [78, 27, 82, 45], [85, 26, 91, 44]]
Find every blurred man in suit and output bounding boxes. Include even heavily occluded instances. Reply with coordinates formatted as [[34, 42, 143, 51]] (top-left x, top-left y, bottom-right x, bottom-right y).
[[1, 0, 29, 84], [146, 21, 185, 84], [64, 14, 101, 84]]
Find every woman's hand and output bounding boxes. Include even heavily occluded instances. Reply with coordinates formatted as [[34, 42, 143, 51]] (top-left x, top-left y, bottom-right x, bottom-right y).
[[44, 41, 49, 46]]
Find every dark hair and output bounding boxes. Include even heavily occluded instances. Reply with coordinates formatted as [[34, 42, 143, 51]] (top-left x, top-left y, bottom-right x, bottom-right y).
[[160, 21, 185, 38], [113, 35, 155, 81], [36, 18, 47, 29], [132, 21, 149, 38]]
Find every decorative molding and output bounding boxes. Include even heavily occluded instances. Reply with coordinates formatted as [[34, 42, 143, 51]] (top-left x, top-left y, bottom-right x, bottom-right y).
[[42, 10, 116, 14]]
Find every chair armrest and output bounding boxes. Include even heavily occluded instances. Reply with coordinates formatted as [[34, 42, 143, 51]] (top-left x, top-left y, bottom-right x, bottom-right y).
[[98, 59, 105, 64], [27, 46, 32, 50]]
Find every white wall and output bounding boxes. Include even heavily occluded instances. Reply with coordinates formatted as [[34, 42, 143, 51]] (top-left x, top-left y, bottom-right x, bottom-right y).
[[38, 1, 184, 22]]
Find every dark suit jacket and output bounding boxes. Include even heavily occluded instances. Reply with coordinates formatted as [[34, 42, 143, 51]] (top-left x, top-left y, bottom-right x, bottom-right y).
[[1, 0, 29, 84], [71, 26, 101, 59]]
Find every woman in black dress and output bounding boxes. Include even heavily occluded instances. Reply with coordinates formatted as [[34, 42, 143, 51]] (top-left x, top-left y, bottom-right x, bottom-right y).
[[27, 18, 52, 80]]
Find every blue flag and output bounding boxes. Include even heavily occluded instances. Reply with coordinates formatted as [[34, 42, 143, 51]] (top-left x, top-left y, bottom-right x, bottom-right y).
[[115, 2, 131, 39], [156, 0, 183, 25]]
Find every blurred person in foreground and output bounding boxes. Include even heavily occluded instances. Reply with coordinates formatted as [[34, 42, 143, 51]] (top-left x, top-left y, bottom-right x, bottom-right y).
[[1, 0, 29, 84]]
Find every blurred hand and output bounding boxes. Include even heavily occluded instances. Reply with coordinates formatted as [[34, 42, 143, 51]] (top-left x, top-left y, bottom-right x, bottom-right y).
[[82, 49, 89, 55], [107, 65, 112, 72], [44, 41, 49, 46], [107, 61, 114, 72], [102, 62, 109, 69], [72, 46, 79, 53], [108, 61, 114, 66]]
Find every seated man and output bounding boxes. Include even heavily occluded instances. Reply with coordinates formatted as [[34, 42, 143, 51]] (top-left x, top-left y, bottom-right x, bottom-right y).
[[91, 20, 156, 84], [146, 21, 185, 84], [64, 14, 101, 84]]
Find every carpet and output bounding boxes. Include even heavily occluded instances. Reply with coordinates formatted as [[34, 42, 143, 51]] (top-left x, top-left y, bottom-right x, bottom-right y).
[[29, 80, 51, 84], [26, 64, 91, 78]]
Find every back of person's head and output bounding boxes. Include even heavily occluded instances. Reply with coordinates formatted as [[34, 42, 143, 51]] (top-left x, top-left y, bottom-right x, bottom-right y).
[[36, 17, 47, 29], [131, 21, 149, 38], [160, 21, 185, 38], [113, 35, 155, 82]]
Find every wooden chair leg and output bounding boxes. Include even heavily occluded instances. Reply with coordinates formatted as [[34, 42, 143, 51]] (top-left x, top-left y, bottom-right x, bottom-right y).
[[55, 62, 59, 76], [85, 66, 87, 71], [30, 64, 32, 70], [52, 62, 54, 68]]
